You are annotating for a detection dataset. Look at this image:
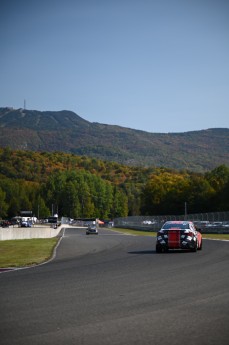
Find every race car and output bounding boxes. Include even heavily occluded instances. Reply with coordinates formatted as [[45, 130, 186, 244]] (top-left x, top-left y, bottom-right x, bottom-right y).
[[20, 220, 32, 227], [86, 224, 98, 235], [156, 221, 202, 253]]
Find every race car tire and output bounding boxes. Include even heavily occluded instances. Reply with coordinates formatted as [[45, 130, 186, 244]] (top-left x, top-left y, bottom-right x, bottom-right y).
[[191, 242, 197, 252], [156, 244, 162, 253]]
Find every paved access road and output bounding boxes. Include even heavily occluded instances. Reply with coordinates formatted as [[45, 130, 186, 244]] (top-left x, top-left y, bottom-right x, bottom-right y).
[[0, 227, 229, 345]]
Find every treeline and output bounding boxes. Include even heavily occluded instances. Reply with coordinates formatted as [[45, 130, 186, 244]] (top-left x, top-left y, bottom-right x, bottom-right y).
[[0, 148, 228, 220]]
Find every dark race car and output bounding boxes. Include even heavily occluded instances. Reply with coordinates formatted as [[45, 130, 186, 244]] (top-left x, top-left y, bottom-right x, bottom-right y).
[[20, 220, 32, 227], [86, 224, 98, 235], [156, 221, 202, 253]]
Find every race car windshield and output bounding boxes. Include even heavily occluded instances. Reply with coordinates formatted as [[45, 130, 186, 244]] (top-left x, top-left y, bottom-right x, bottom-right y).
[[162, 223, 189, 230]]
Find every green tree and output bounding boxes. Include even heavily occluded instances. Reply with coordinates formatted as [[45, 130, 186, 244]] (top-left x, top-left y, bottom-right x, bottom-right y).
[[185, 175, 215, 213], [0, 187, 8, 219], [33, 196, 50, 219], [7, 196, 20, 218], [112, 187, 128, 218], [205, 165, 229, 211]]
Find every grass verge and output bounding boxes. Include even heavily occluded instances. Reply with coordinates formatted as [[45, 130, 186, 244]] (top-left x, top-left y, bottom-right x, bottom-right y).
[[0, 238, 59, 268], [112, 227, 229, 240]]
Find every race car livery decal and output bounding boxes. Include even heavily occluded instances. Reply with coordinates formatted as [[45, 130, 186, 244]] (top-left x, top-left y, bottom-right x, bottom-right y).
[[168, 230, 181, 248]]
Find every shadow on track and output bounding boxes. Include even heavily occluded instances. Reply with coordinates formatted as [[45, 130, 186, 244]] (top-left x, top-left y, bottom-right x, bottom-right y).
[[128, 250, 156, 254], [128, 249, 194, 255]]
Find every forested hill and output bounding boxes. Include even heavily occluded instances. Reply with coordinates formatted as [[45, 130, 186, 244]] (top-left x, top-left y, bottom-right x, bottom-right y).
[[0, 107, 228, 172], [0, 148, 228, 219]]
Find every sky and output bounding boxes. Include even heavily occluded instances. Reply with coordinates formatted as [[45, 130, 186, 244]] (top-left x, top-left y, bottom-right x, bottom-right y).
[[0, 0, 229, 133]]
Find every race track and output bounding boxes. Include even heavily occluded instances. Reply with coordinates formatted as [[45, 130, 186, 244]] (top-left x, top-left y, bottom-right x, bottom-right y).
[[0, 227, 229, 345]]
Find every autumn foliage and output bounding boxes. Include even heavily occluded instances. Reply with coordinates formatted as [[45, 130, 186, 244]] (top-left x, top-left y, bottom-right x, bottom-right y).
[[0, 148, 228, 219]]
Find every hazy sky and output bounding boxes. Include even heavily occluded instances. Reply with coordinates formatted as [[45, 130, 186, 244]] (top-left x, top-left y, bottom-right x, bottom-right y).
[[1, 0, 229, 133]]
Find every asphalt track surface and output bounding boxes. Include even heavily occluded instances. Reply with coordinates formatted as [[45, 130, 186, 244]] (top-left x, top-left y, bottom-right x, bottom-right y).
[[0, 227, 229, 345]]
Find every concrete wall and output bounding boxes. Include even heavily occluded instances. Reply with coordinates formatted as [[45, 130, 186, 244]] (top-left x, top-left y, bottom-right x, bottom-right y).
[[0, 225, 64, 241]]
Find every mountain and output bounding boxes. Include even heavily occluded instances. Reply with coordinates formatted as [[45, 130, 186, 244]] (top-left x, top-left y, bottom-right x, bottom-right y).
[[0, 107, 228, 172]]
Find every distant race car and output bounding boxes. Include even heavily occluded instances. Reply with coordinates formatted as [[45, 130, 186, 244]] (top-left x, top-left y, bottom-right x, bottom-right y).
[[21, 221, 32, 228], [156, 221, 202, 253], [86, 225, 98, 235]]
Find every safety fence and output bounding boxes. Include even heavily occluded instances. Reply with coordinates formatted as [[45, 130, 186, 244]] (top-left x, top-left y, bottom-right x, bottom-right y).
[[114, 211, 229, 234]]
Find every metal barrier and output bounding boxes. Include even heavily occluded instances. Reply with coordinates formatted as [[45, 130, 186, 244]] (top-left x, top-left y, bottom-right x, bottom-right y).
[[114, 211, 229, 234]]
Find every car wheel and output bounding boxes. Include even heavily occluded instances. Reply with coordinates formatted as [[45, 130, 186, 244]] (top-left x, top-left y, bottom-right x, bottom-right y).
[[191, 242, 197, 252], [156, 244, 162, 253]]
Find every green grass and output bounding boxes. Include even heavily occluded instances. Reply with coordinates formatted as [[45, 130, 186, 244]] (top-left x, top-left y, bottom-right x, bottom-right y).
[[0, 238, 59, 268], [112, 228, 157, 236], [201, 233, 229, 240], [112, 227, 229, 240]]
